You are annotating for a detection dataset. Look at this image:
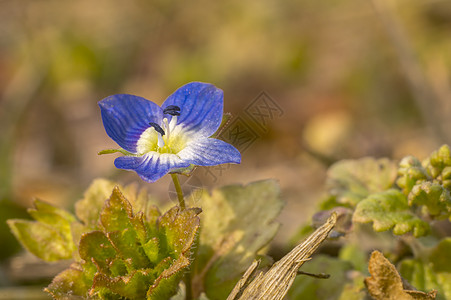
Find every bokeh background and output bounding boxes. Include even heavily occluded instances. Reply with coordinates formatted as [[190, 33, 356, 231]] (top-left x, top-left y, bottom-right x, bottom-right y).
[[1, 0, 451, 294]]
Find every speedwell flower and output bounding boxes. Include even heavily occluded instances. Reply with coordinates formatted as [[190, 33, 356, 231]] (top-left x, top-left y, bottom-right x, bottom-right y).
[[98, 82, 241, 182]]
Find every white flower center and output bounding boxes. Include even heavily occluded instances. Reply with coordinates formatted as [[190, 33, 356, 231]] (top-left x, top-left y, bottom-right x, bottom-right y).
[[136, 116, 187, 155]]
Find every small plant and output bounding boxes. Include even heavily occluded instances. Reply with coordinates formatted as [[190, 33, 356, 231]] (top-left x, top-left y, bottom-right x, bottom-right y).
[[7, 82, 451, 299], [288, 145, 451, 299], [10, 183, 201, 299]]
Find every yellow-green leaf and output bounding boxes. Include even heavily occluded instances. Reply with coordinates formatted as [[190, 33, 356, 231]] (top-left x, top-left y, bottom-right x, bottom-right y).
[[7, 199, 77, 261], [353, 189, 429, 237], [408, 182, 451, 220], [326, 157, 397, 206], [191, 180, 283, 300]]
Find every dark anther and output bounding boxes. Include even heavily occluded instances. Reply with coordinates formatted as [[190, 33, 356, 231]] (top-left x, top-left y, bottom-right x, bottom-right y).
[[148, 122, 165, 136], [163, 105, 181, 116]]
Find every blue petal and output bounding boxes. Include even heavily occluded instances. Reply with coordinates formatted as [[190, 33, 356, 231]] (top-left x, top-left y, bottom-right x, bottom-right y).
[[99, 95, 163, 153], [114, 153, 190, 182], [162, 82, 223, 138], [178, 138, 241, 166]]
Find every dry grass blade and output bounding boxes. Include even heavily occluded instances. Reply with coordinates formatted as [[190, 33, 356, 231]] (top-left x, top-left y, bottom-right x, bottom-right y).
[[226, 260, 261, 300], [228, 212, 337, 300]]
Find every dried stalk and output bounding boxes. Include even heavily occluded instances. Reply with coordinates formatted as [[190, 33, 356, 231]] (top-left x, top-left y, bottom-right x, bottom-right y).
[[228, 212, 337, 300]]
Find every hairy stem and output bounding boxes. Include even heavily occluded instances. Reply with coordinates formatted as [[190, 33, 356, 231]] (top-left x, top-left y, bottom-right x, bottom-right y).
[[170, 173, 193, 299], [171, 173, 186, 210]]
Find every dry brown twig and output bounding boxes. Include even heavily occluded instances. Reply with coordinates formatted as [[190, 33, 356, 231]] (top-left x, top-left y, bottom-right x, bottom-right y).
[[227, 212, 337, 300]]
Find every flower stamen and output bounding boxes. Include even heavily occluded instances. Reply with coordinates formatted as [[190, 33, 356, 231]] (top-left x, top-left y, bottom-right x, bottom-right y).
[[148, 122, 165, 136], [163, 105, 181, 116]]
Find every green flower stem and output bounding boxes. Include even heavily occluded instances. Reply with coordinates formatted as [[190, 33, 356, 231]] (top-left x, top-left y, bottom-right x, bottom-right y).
[[170, 173, 192, 300], [171, 173, 186, 210]]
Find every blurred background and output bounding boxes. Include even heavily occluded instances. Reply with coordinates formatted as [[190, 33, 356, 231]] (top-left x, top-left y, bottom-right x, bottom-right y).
[[1, 0, 451, 294]]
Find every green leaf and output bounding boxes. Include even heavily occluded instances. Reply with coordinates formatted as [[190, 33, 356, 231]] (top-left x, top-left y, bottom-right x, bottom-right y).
[[79, 231, 117, 274], [191, 180, 283, 300], [326, 157, 397, 206], [396, 156, 429, 195], [339, 243, 368, 274], [75, 178, 158, 231], [319, 195, 345, 210], [287, 255, 354, 300], [45, 183, 200, 299], [424, 144, 451, 179], [143, 237, 160, 265], [395, 145, 451, 221], [338, 272, 367, 300], [147, 255, 191, 300], [158, 206, 202, 255], [93, 269, 154, 299], [399, 259, 449, 300], [429, 238, 451, 274], [441, 166, 451, 190], [75, 178, 117, 230], [408, 182, 451, 219], [353, 189, 429, 237], [45, 262, 94, 299], [7, 199, 77, 261], [100, 187, 134, 232], [8, 220, 73, 262], [28, 199, 77, 226]]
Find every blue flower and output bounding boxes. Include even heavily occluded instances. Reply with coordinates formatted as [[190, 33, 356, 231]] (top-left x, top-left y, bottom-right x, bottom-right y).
[[99, 82, 241, 182]]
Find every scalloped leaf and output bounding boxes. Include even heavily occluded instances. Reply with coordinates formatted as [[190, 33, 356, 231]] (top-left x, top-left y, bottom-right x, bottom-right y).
[[326, 157, 397, 206], [45, 262, 96, 299], [46, 185, 200, 299], [92, 269, 154, 299], [79, 230, 117, 274], [424, 145, 451, 179], [396, 156, 429, 195], [353, 189, 429, 237], [408, 182, 451, 220], [158, 206, 202, 255], [147, 255, 191, 299], [75, 178, 157, 231], [190, 180, 283, 300], [441, 166, 451, 190], [75, 179, 116, 230], [7, 199, 77, 261]]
